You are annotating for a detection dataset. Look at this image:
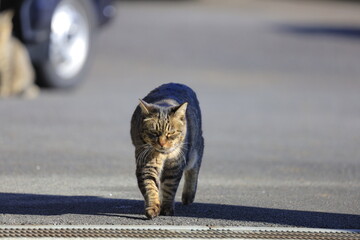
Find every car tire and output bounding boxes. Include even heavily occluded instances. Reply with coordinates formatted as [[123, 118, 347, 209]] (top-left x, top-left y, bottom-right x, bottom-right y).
[[36, 0, 96, 89]]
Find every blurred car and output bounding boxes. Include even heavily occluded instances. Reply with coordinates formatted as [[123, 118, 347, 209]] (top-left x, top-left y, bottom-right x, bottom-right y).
[[0, 0, 115, 88]]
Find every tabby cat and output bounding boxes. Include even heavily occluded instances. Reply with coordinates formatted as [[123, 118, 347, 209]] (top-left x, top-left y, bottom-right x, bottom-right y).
[[0, 10, 39, 99], [131, 83, 204, 219]]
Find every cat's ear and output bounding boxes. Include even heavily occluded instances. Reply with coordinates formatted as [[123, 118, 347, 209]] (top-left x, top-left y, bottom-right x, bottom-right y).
[[138, 99, 152, 115], [173, 102, 188, 120], [2, 10, 14, 21]]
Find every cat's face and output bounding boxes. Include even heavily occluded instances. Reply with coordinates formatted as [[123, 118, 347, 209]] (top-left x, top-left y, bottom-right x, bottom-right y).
[[139, 100, 187, 154]]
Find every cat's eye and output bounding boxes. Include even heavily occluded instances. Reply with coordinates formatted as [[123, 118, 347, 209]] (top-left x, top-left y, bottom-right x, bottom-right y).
[[148, 131, 160, 138], [167, 132, 180, 140]]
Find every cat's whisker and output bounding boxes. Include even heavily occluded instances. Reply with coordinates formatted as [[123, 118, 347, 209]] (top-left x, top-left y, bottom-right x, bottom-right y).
[[180, 142, 189, 151], [143, 147, 153, 164], [137, 144, 154, 166], [136, 144, 150, 165]]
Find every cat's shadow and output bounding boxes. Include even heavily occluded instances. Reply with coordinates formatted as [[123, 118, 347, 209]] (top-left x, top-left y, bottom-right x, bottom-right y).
[[0, 192, 359, 228]]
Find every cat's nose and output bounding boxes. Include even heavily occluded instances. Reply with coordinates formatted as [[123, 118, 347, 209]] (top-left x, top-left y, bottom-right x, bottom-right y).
[[159, 136, 167, 147]]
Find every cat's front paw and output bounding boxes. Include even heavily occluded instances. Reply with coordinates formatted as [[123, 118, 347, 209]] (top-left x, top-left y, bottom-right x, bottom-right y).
[[145, 205, 160, 219]]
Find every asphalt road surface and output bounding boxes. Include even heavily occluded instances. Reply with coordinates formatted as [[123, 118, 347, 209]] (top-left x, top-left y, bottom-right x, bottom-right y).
[[1, 0, 360, 228]]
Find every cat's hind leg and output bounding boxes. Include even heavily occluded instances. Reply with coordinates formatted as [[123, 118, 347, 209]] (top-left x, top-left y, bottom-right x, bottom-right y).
[[182, 150, 202, 205], [182, 168, 200, 205]]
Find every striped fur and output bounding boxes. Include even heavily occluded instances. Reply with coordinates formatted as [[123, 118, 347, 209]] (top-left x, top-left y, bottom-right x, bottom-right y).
[[0, 10, 39, 99], [131, 83, 204, 219]]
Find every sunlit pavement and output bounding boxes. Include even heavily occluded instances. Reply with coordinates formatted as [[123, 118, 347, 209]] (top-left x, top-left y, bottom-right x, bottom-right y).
[[0, 0, 359, 228]]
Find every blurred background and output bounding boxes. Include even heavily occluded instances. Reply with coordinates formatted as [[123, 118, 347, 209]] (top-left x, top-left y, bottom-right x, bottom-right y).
[[0, 0, 359, 227]]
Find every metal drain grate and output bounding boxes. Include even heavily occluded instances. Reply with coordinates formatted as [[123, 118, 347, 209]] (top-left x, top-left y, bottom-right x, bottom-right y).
[[0, 226, 359, 239]]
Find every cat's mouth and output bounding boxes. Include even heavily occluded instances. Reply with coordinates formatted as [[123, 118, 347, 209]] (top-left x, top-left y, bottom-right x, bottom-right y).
[[155, 146, 177, 154], [155, 148, 172, 154]]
